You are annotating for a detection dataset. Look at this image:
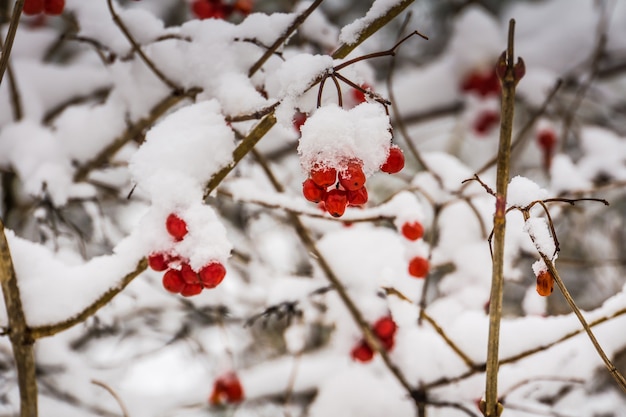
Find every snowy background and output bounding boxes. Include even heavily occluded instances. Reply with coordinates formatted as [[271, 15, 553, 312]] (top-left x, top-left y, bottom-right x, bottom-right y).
[[1, 0, 626, 416]]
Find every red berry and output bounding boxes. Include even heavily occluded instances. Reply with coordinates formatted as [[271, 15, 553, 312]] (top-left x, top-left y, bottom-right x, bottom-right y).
[[310, 165, 337, 188], [199, 262, 226, 288], [44, 0, 64, 15], [302, 178, 326, 203], [537, 129, 557, 151], [192, 0, 227, 19], [210, 372, 244, 405], [351, 83, 371, 104], [380, 146, 404, 174], [379, 335, 395, 351], [180, 263, 200, 285], [23, 0, 44, 15], [461, 68, 500, 97], [181, 282, 203, 297], [162, 269, 185, 293], [408, 256, 429, 278], [536, 270, 554, 296], [324, 189, 348, 217], [148, 253, 169, 271], [347, 186, 368, 206], [351, 340, 374, 363], [338, 161, 365, 191], [233, 0, 253, 15], [401, 221, 424, 241], [293, 111, 307, 133], [373, 316, 397, 340], [473, 110, 500, 135], [166, 213, 188, 241]]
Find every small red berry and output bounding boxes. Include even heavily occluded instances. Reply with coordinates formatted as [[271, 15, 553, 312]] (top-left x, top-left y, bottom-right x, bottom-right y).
[[181, 282, 203, 297], [310, 165, 337, 188], [166, 213, 188, 241], [347, 186, 368, 206], [162, 269, 185, 293], [473, 110, 500, 135], [536, 270, 554, 296], [199, 262, 226, 288], [148, 253, 169, 271], [408, 256, 429, 278], [380, 146, 405, 174], [210, 372, 244, 405], [192, 0, 227, 19], [338, 160, 366, 191], [351, 83, 371, 104], [302, 178, 326, 203], [373, 316, 397, 340], [351, 340, 374, 363], [44, 0, 64, 15], [537, 129, 557, 151], [401, 221, 424, 241], [233, 0, 253, 15], [293, 111, 307, 133], [23, 0, 44, 15], [180, 263, 199, 285], [324, 189, 348, 217]]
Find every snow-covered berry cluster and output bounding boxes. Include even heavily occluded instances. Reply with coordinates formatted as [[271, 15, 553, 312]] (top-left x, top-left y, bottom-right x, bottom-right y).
[[351, 316, 397, 363], [23, 0, 64, 15], [148, 213, 227, 296]]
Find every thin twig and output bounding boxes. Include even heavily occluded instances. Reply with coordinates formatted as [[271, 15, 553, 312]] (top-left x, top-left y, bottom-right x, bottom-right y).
[[106, 0, 181, 91], [0, 0, 23, 87], [91, 380, 130, 417], [421, 310, 474, 369], [248, 0, 324, 77]]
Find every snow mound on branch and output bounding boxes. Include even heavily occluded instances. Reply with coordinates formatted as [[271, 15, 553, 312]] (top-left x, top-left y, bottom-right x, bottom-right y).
[[297, 103, 391, 175], [508, 175, 548, 208], [339, 0, 404, 46]]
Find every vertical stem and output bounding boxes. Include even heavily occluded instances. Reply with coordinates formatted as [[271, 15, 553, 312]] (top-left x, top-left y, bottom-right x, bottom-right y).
[[0, 220, 37, 417], [484, 19, 520, 417], [0, 0, 23, 87]]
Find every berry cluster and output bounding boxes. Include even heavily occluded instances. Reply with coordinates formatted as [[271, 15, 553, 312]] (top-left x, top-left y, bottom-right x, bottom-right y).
[[461, 66, 501, 136], [23, 0, 64, 15], [191, 0, 253, 20], [148, 213, 226, 297], [351, 316, 397, 362], [209, 372, 244, 406], [535, 269, 554, 296], [302, 147, 404, 218]]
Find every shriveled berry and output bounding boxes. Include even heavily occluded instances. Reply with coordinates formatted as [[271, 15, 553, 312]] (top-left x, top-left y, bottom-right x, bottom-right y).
[[162, 269, 185, 293], [536, 270, 554, 296], [44, 0, 64, 15], [199, 262, 226, 288], [180, 263, 199, 285], [324, 189, 348, 217], [473, 110, 500, 135], [310, 165, 337, 188], [351, 340, 374, 363], [373, 316, 397, 340], [23, 0, 44, 14], [408, 256, 429, 278], [166, 213, 188, 241], [338, 161, 365, 191], [148, 253, 169, 271], [380, 146, 404, 174], [210, 372, 244, 405], [181, 282, 203, 297], [302, 179, 326, 203], [347, 186, 368, 206], [401, 221, 424, 241]]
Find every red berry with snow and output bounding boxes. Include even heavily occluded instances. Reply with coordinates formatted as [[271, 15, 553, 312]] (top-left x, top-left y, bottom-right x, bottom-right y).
[[347, 186, 368, 206], [210, 372, 244, 405], [338, 160, 366, 191], [408, 256, 430, 278], [44, 0, 64, 15], [162, 269, 185, 293], [373, 316, 397, 340], [351, 340, 374, 363], [180, 263, 200, 285], [293, 111, 307, 133], [23, 0, 44, 15], [199, 262, 226, 288], [310, 165, 337, 188], [473, 110, 500, 135], [380, 145, 405, 174], [181, 282, 203, 297], [324, 189, 348, 217], [166, 213, 188, 241], [401, 221, 424, 241], [302, 179, 326, 203], [148, 253, 169, 271], [352, 83, 371, 104]]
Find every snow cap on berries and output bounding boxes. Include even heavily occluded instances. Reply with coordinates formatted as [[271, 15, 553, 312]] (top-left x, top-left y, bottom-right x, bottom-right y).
[[297, 103, 391, 176]]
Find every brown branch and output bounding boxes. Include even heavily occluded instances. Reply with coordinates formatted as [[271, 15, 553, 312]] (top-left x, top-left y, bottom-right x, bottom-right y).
[[106, 0, 181, 92], [91, 380, 130, 417], [0, 219, 38, 417], [421, 310, 475, 369], [248, 0, 324, 77], [0, 0, 22, 87], [30, 258, 147, 339]]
